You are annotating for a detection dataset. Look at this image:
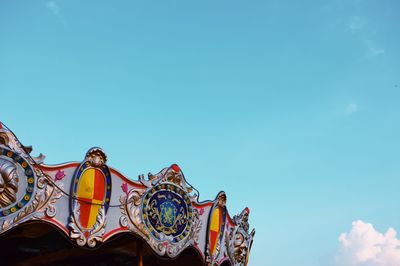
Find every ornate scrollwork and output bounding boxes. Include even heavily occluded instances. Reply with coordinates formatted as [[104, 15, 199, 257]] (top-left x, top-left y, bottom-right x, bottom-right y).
[[119, 188, 149, 238], [69, 205, 106, 247], [0, 167, 63, 231], [31, 171, 62, 219], [139, 164, 195, 196], [69, 147, 111, 247], [233, 207, 250, 234], [0, 128, 45, 164], [226, 208, 255, 266], [120, 164, 202, 258]]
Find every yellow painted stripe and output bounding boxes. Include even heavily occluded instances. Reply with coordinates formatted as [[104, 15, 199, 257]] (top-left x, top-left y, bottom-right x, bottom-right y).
[[77, 169, 95, 199], [87, 199, 102, 228], [210, 208, 220, 232]]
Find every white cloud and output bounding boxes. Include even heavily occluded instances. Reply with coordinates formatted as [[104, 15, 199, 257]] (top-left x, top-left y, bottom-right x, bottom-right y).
[[335, 220, 400, 266], [347, 15, 385, 57], [365, 40, 385, 57], [348, 15, 366, 33], [46, 1, 60, 16], [346, 103, 359, 115]]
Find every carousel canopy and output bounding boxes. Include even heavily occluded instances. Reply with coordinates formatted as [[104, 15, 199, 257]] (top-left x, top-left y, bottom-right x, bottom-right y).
[[0, 122, 254, 266]]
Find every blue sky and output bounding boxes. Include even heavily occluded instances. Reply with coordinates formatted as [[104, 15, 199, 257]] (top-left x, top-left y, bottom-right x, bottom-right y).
[[1, 1, 400, 265]]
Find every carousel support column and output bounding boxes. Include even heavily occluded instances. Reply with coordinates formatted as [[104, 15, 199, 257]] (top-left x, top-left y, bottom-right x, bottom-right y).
[[136, 241, 143, 266]]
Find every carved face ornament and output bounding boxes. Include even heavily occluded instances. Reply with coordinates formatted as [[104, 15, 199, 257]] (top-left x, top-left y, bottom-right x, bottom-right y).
[[85, 148, 107, 167], [217, 193, 227, 208], [243, 211, 249, 223], [0, 159, 18, 208], [233, 231, 248, 263]]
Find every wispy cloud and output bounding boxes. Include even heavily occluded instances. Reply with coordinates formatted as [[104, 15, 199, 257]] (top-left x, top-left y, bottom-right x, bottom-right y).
[[45, 1, 67, 25], [347, 15, 384, 57], [346, 103, 359, 115], [334, 220, 400, 266], [46, 1, 61, 16], [365, 39, 385, 57], [348, 15, 366, 33]]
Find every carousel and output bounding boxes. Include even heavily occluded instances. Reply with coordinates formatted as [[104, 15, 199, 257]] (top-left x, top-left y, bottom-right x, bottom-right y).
[[0, 122, 255, 266]]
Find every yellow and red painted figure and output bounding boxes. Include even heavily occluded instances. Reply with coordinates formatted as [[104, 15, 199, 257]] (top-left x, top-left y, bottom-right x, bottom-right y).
[[207, 191, 227, 263], [71, 148, 112, 235], [76, 168, 106, 229]]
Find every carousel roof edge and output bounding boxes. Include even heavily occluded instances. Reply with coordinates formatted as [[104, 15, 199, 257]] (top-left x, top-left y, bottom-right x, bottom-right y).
[[38, 161, 146, 189], [0, 122, 255, 266]]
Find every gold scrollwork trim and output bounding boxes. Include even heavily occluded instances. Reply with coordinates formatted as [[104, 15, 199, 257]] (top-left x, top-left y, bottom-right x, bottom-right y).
[[0, 170, 63, 231]]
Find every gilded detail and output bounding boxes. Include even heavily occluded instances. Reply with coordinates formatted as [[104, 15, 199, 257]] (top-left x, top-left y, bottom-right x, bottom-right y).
[[85, 147, 107, 167], [233, 232, 247, 263], [0, 159, 18, 208], [144, 187, 190, 239]]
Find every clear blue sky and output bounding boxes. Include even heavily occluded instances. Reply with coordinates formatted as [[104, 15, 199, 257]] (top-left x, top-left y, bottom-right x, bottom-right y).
[[1, 1, 399, 266]]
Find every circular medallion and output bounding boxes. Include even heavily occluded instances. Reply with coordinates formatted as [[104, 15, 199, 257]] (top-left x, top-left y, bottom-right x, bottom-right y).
[[142, 183, 193, 243], [0, 147, 35, 217]]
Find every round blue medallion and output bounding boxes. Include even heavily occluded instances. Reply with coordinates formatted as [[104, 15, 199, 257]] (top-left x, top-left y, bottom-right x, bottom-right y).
[[0, 147, 35, 217], [142, 184, 193, 243]]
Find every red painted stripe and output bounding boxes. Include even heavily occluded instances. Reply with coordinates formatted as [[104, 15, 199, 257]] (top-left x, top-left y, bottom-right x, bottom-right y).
[[38, 162, 80, 171], [110, 168, 146, 189], [42, 217, 69, 235], [103, 227, 129, 240], [78, 198, 92, 228], [193, 201, 213, 208], [210, 230, 218, 253], [193, 244, 206, 260], [93, 169, 105, 201], [39, 164, 146, 189]]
